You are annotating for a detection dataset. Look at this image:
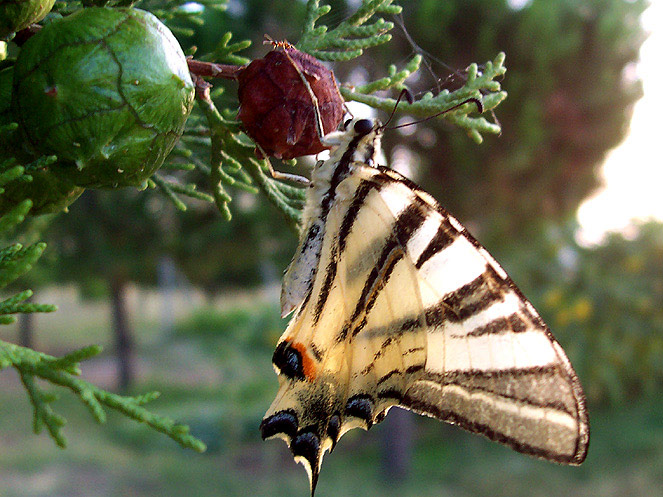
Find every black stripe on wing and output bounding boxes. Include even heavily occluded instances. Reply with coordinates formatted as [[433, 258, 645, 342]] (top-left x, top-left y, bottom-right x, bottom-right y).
[[393, 202, 429, 245], [427, 366, 578, 415], [427, 267, 512, 324], [313, 249, 338, 322], [344, 274, 537, 342], [464, 313, 528, 337], [375, 167, 560, 335], [415, 217, 459, 268], [402, 392, 578, 463], [311, 134, 366, 325], [338, 180, 378, 254], [401, 376, 588, 465], [337, 236, 403, 341]]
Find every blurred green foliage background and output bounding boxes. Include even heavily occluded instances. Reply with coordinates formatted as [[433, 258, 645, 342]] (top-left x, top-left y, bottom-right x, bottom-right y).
[[1, 0, 662, 496]]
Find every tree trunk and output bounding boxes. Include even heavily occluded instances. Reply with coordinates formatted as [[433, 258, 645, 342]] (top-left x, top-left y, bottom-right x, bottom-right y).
[[110, 276, 134, 391], [380, 407, 413, 482], [158, 256, 177, 335], [18, 297, 34, 348]]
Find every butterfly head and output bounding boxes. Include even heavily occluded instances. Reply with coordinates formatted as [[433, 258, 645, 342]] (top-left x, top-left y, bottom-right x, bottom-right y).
[[322, 117, 383, 168], [342, 117, 378, 136]]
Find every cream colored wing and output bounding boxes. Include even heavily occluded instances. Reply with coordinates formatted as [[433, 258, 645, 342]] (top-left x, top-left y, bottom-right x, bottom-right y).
[[375, 168, 589, 466], [261, 165, 589, 495]]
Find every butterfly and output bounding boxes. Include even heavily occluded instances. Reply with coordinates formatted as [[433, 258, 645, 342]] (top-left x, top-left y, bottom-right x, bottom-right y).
[[260, 116, 590, 496]]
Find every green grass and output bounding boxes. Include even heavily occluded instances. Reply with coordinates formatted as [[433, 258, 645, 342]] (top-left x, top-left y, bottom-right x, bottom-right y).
[[1, 291, 662, 497], [2, 383, 661, 497]]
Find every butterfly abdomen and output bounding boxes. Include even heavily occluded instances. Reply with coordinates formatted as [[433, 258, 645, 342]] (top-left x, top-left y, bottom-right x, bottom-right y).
[[281, 128, 379, 317]]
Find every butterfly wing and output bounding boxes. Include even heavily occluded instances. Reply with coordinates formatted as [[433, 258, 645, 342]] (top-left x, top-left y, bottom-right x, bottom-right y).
[[262, 164, 589, 494], [376, 167, 589, 465]]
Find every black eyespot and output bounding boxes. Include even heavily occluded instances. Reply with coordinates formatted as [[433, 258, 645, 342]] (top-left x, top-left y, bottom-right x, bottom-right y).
[[353, 119, 373, 136], [343, 118, 353, 130], [327, 414, 341, 446], [272, 341, 305, 380], [291, 430, 320, 465], [345, 394, 374, 427], [260, 410, 298, 440]]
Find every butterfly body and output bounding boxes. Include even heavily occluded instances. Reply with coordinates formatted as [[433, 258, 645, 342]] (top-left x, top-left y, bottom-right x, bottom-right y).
[[280, 120, 382, 317], [262, 118, 589, 495]]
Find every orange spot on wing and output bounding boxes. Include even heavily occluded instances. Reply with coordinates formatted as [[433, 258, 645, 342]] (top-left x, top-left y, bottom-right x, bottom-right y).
[[290, 341, 317, 381]]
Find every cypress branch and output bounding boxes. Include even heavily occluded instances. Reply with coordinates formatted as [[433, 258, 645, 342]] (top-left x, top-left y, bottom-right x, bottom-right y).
[[21, 154, 58, 174], [0, 199, 32, 233], [298, 0, 401, 60], [0, 164, 206, 452], [0, 242, 46, 288], [341, 53, 507, 143], [149, 175, 189, 211], [0, 340, 207, 452], [206, 31, 251, 65], [0, 165, 25, 187], [184, 0, 506, 221]]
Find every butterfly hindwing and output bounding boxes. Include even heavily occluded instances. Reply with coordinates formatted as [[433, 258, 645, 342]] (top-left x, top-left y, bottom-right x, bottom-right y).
[[263, 119, 589, 495], [263, 166, 427, 489]]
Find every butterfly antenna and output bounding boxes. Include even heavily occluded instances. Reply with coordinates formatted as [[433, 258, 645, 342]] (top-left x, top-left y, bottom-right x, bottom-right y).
[[387, 97, 483, 131], [490, 107, 502, 136], [381, 88, 415, 130], [392, 13, 466, 94]]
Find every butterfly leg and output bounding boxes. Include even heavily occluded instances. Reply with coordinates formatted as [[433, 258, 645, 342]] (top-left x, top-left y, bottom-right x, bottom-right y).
[[248, 40, 330, 187], [266, 162, 311, 186], [253, 141, 311, 186], [280, 47, 327, 142]]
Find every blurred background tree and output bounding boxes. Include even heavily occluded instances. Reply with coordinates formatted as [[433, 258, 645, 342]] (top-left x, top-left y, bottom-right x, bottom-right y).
[[42, 189, 177, 390], [386, 0, 646, 239], [2, 0, 662, 496], [38, 185, 297, 390], [171, 193, 295, 294]]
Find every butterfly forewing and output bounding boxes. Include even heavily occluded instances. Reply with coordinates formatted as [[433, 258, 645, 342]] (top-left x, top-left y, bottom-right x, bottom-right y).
[[379, 168, 589, 464], [332, 171, 429, 429], [263, 119, 589, 496]]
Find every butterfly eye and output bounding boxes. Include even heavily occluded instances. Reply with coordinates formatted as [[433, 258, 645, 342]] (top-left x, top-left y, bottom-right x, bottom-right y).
[[343, 118, 353, 130], [353, 119, 373, 136]]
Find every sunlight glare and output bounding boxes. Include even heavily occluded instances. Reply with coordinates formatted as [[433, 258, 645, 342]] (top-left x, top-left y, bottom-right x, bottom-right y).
[[577, 2, 663, 245]]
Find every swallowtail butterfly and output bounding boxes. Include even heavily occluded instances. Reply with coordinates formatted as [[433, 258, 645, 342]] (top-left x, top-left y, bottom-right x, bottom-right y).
[[261, 116, 589, 495]]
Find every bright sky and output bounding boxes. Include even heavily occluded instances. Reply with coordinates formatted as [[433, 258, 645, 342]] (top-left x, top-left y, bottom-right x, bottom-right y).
[[576, 2, 663, 245]]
